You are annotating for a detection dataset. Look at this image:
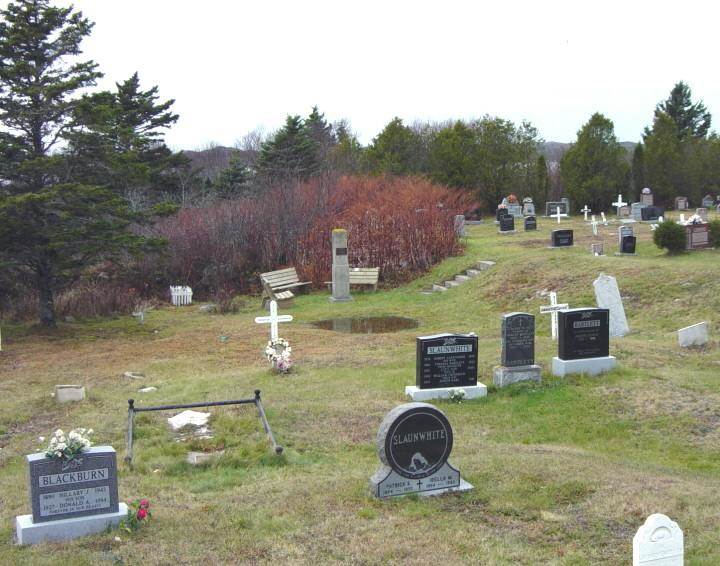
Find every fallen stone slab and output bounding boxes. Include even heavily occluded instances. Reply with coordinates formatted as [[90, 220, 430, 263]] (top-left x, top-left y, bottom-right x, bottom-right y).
[[678, 322, 709, 347]]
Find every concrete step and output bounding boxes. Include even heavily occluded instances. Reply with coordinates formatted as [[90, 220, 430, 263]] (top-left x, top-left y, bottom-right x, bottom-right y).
[[475, 260, 496, 271], [432, 284, 448, 292], [465, 269, 480, 277], [455, 275, 470, 283], [444, 280, 460, 288]]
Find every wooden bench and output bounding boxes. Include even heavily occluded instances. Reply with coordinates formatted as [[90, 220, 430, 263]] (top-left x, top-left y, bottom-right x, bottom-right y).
[[260, 267, 311, 308], [325, 267, 380, 291]]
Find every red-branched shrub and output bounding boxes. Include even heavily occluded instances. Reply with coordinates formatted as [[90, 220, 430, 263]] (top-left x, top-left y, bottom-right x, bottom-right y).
[[152, 175, 473, 295]]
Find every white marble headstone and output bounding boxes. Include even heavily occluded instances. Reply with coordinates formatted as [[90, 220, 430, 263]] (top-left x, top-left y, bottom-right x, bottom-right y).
[[593, 273, 629, 337], [633, 513, 683, 566]]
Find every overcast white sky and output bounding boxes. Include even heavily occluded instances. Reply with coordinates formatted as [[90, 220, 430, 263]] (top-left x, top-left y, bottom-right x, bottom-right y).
[[64, 0, 720, 150]]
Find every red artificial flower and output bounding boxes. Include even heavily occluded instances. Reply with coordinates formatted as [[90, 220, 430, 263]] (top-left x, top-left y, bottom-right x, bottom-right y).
[[137, 508, 147, 520], [140, 499, 150, 508]]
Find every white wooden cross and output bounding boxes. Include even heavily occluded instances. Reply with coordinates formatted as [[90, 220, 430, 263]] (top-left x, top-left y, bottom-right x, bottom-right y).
[[601, 212, 608, 225], [581, 205, 591, 221], [539, 291, 569, 340], [650, 216, 664, 231], [612, 194, 627, 213], [553, 208, 568, 224], [679, 213, 686, 225], [254, 300, 293, 342], [591, 215, 599, 236]]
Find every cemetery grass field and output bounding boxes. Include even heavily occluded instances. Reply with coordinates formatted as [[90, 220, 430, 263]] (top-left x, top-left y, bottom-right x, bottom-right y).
[[2, 214, 720, 565]]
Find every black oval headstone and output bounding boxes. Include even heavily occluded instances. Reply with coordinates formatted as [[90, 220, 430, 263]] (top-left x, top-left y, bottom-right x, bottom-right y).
[[378, 403, 453, 480]]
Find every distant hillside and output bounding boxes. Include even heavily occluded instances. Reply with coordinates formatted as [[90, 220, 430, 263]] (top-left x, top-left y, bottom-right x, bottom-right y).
[[183, 146, 257, 180], [541, 141, 636, 164]]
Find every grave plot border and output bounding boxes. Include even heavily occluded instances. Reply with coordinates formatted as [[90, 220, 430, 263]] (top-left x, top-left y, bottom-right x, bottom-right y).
[[124, 390, 282, 465]]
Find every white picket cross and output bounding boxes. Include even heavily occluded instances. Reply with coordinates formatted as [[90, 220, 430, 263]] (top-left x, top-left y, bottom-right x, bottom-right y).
[[254, 300, 293, 342], [540, 291, 569, 341], [553, 208, 568, 224], [601, 212, 608, 225], [612, 194, 627, 213], [591, 215, 599, 236], [581, 205, 591, 221]]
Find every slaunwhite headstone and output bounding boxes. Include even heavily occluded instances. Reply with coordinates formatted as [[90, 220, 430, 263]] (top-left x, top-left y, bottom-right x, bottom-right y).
[[54, 385, 85, 403], [678, 321, 709, 347], [593, 273, 629, 337], [633, 513, 683, 566]]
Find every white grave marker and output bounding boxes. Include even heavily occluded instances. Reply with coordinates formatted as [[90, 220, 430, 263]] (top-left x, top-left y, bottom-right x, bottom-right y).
[[612, 194, 627, 214], [591, 215, 599, 236], [601, 212, 608, 225], [553, 208, 568, 224], [540, 292, 569, 340], [593, 273, 629, 337], [254, 300, 293, 342], [633, 513, 683, 566], [581, 205, 591, 221]]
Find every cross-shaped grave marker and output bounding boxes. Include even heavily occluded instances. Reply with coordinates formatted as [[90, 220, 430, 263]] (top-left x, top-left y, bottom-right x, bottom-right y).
[[553, 207, 568, 224], [612, 194, 627, 215], [539, 291, 569, 340], [601, 212, 608, 225], [591, 215, 599, 236], [254, 300, 293, 342], [581, 205, 591, 221]]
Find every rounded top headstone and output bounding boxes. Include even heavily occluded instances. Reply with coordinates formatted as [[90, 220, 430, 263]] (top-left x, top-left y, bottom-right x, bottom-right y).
[[642, 187, 651, 194], [376, 403, 453, 479]]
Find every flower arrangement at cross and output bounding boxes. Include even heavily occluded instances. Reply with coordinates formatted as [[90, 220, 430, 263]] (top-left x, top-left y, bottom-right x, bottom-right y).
[[265, 338, 293, 374], [45, 428, 93, 461], [121, 499, 152, 532], [506, 194, 519, 204]]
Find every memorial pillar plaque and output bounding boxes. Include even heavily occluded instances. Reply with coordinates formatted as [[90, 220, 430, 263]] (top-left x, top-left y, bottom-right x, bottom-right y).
[[330, 228, 352, 302]]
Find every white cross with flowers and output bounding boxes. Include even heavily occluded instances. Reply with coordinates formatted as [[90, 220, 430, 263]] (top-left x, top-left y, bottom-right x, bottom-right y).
[[254, 300, 293, 342], [553, 208, 568, 224], [612, 194, 627, 214], [581, 205, 591, 221], [539, 291, 569, 340]]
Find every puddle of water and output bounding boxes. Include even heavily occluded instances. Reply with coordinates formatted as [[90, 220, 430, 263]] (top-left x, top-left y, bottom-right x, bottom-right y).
[[311, 316, 419, 334]]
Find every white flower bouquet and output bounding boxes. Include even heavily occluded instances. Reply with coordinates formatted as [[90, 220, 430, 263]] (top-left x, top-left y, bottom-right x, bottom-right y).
[[265, 338, 293, 374], [45, 428, 93, 461]]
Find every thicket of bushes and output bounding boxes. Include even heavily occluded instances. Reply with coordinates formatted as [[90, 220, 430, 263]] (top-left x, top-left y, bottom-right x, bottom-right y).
[[1, 176, 471, 320]]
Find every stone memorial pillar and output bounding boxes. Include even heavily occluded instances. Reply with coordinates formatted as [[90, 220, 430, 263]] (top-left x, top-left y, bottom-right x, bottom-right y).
[[330, 229, 352, 302]]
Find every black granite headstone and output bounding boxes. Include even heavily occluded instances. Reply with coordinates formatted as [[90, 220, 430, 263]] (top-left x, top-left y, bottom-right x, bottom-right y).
[[416, 333, 478, 389], [557, 308, 609, 361], [496, 208, 509, 222], [620, 235, 636, 254], [501, 313, 535, 367], [640, 206, 664, 221], [545, 201, 568, 216], [551, 229, 573, 247], [27, 446, 119, 523], [499, 215, 515, 232], [524, 216, 537, 231]]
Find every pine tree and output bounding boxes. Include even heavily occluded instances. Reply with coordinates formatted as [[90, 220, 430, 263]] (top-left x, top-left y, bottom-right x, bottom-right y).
[[0, 1, 161, 327], [644, 113, 683, 205], [534, 155, 550, 205], [366, 117, 419, 175], [304, 106, 335, 169], [654, 81, 711, 140], [631, 143, 646, 199], [560, 113, 630, 211], [428, 121, 478, 189], [329, 120, 364, 174], [214, 156, 251, 199], [256, 115, 319, 184]]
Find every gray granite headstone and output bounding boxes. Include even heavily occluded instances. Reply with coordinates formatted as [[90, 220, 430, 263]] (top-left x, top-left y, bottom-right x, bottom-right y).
[[330, 229, 352, 302], [494, 313, 541, 387], [640, 187, 654, 206], [675, 196, 688, 210], [369, 403, 472, 498], [630, 202, 645, 221], [27, 446, 119, 523], [618, 225, 633, 246], [593, 273, 629, 337], [453, 215, 466, 237]]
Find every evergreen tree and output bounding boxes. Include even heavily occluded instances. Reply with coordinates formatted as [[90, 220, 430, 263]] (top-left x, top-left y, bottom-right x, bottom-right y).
[[0, 0, 161, 327], [256, 115, 319, 184], [68, 73, 188, 210], [428, 121, 478, 189], [329, 120, 364, 174], [366, 117, 419, 175], [304, 105, 335, 168], [533, 155, 551, 205], [653, 81, 711, 140], [560, 113, 629, 211], [214, 156, 252, 199], [631, 143, 646, 199], [644, 113, 684, 205]]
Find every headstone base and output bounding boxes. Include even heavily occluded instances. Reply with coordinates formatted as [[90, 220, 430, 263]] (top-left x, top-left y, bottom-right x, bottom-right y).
[[498, 230, 516, 235], [328, 296, 353, 303], [547, 245, 573, 249], [370, 462, 473, 499], [16, 503, 128, 545], [551, 356, 616, 377], [613, 252, 637, 256], [465, 220, 483, 225], [493, 365, 542, 388], [404, 383, 487, 402]]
